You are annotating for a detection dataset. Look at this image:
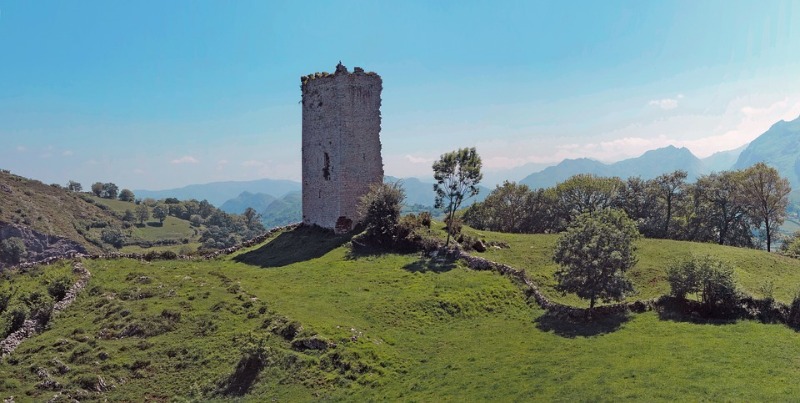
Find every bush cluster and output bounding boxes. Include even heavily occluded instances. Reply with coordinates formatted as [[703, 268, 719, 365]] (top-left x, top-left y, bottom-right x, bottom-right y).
[[667, 256, 740, 317]]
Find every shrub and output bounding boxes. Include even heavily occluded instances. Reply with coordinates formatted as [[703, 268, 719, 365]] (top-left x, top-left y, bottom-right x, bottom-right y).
[[0, 237, 27, 264], [356, 182, 405, 247], [101, 228, 125, 249], [0, 291, 10, 314], [789, 290, 800, 328], [667, 255, 740, 317], [3, 306, 29, 337], [48, 276, 73, 301], [419, 211, 432, 228], [444, 216, 463, 238]]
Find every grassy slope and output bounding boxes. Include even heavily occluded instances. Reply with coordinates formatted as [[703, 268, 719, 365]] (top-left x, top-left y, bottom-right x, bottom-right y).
[[3, 228, 800, 400], [0, 172, 202, 255], [0, 172, 118, 253], [463, 226, 800, 305], [92, 196, 202, 253]]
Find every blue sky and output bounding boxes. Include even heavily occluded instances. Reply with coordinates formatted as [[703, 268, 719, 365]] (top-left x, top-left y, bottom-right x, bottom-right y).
[[1, 0, 799, 190]]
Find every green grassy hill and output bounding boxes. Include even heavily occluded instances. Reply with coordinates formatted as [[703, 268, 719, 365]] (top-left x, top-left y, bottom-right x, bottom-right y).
[[89, 196, 202, 254], [3, 226, 800, 400], [0, 171, 205, 260], [0, 171, 118, 254]]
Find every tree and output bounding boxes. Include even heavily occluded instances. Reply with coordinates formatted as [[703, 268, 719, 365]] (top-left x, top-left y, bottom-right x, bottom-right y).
[[481, 181, 531, 233], [122, 209, 136, 223], [243, 207, 260, 228], [118, 188, 135, 202], [741, 163, 791, 252], [357, 182, 405, 247], [152, 204, 168, 224], [653, 170, 688, 238], [199, 200, 214, 219], [433, 147, 483, 246], [135, 204, 150, 224], [67, 180, 82, 192], [0, 237, 27, 265], [553, 209, 639, 312], [695, 171, 750, 246], [102, 182, 119, 199], [91, 182, 104, 197], [555, 174, 623, 218], [616, 177, 660, 237]]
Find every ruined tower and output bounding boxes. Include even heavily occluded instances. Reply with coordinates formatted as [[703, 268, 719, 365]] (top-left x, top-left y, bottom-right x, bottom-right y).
[[300, 62, 383, 232]]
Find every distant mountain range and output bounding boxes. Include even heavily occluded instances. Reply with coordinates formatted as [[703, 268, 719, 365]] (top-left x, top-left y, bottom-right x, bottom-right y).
[[519, 145, 743, 190], [136, 115, 800, 214], [134, 179, 301, 207]]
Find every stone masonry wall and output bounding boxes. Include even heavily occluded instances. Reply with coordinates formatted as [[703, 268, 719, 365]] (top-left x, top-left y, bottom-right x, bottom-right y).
[[301, 63, 383, 232]]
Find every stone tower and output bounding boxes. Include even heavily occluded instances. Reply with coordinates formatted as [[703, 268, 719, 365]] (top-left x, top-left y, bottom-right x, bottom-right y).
[[300, 62, 384, 232]]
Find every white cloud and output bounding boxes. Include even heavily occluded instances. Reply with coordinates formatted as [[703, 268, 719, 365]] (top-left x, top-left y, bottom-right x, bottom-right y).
[[648, 97, 680, 110], [171, 156, 199, 164], [16, 146, 26, 152], [62, 150, 73, 156], [133, 168, 145, 174]]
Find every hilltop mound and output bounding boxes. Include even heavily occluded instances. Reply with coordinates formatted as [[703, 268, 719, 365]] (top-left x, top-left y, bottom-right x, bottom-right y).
[[2, 226, 800, 400], [0, 171, 121, 261]]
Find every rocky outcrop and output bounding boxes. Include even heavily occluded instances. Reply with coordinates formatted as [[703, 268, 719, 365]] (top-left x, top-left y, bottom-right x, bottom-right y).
[[0, 221, 87, 269]]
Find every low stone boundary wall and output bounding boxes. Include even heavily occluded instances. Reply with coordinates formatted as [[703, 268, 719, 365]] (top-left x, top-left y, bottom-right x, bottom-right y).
[[1, 262, 91, 357], [5, 223, 301, 271], [443, 247, 659, 319]]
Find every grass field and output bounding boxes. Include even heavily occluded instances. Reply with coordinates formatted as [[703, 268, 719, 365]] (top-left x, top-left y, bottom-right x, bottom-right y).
[[3, 226, 800, 400], [91, 196, 203, 252], [463, 226, 800, 305]]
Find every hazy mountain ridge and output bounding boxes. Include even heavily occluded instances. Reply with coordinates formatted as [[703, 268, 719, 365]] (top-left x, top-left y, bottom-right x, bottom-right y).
[[219, 192, 277, 215], [520, 145, 742, 190], [135, 179, 301, 207], [734, 116, 800, 200]]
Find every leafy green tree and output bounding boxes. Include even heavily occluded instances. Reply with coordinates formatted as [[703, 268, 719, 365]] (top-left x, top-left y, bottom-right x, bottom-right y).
[[357, 182, 405, 247], [122, 209, 136, 223], [0, 237, 27, 265], [741, 162, 791, 252], [243, 207, 261, 228], [653, 170, 688, 238], [553, 209, 639, 311], [67, 180, 82, 192], [433, 147, 483, 246], [102, 182, 119, 199], [135, 204, 150, 224], [695, 171, 751, 246], [153, 204, 168, 224], [199, 200, 215, 219], [118, 188, 135, 202], [91, 182, 104, 197], [481, 181, 531, 233], [616, 177, 660, 236], [555, 174, 623, 218]]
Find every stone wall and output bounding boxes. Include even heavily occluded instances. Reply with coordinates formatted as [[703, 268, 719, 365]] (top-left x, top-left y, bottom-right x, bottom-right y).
[[301, 63, 383, 232]]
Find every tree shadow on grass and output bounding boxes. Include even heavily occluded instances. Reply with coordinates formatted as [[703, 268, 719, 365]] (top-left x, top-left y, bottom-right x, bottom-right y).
[[402, 256, 457, 273], [233, 225, 352, 268], [534, 310, 631, 338]]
